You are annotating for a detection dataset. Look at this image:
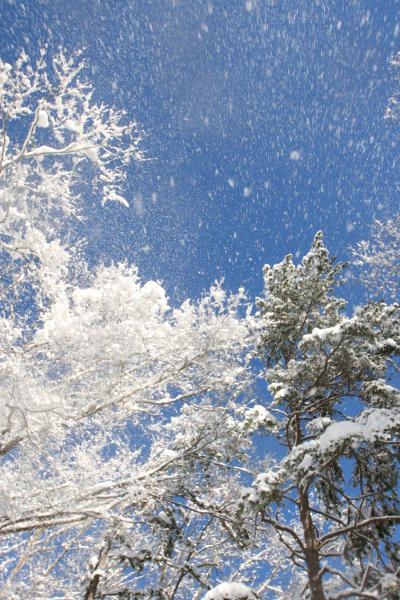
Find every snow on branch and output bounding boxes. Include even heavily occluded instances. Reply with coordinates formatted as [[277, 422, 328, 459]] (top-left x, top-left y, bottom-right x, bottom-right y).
[[352, 214, 400, 301], [203, 582, 259, 600], [0, 46, 143, 293], [0, 47, 143, 209]]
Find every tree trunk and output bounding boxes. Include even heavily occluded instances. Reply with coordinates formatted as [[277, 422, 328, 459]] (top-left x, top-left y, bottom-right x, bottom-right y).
[[84, 537, 111, 600], [299, 486, 326, 600]]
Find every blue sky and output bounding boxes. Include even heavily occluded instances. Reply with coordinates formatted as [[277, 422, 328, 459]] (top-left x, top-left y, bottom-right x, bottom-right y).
[[2, 0, 400, 304]]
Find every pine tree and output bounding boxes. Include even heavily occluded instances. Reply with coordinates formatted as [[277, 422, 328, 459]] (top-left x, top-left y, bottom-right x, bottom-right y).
[[245, 232, 400, 599]]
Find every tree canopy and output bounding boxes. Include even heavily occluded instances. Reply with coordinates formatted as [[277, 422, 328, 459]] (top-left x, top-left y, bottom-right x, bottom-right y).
[[0, 49, 399, 600]]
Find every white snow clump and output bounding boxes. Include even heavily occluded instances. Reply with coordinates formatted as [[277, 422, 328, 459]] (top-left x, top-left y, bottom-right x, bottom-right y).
[[203, 582, 258, 600]]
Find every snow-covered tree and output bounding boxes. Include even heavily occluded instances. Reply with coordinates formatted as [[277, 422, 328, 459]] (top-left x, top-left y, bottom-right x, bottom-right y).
[[243, 232, 400, 599], [4, 48, 399, 600], [0, 49, 290, 599], [352, 213, 400, 301], [351, 50, 400, 302], [384, 50, 400, 122], [0, 46, 143, 336]]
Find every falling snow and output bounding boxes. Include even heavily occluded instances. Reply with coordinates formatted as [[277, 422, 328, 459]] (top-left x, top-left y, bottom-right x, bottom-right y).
[[1, 3, 400, 596], [0, 0, 393, 298]]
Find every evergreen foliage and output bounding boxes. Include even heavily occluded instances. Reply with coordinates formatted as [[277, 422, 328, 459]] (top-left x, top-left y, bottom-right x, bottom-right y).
[[1, 50, 399, 600], [248, 232, 400, 599]]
